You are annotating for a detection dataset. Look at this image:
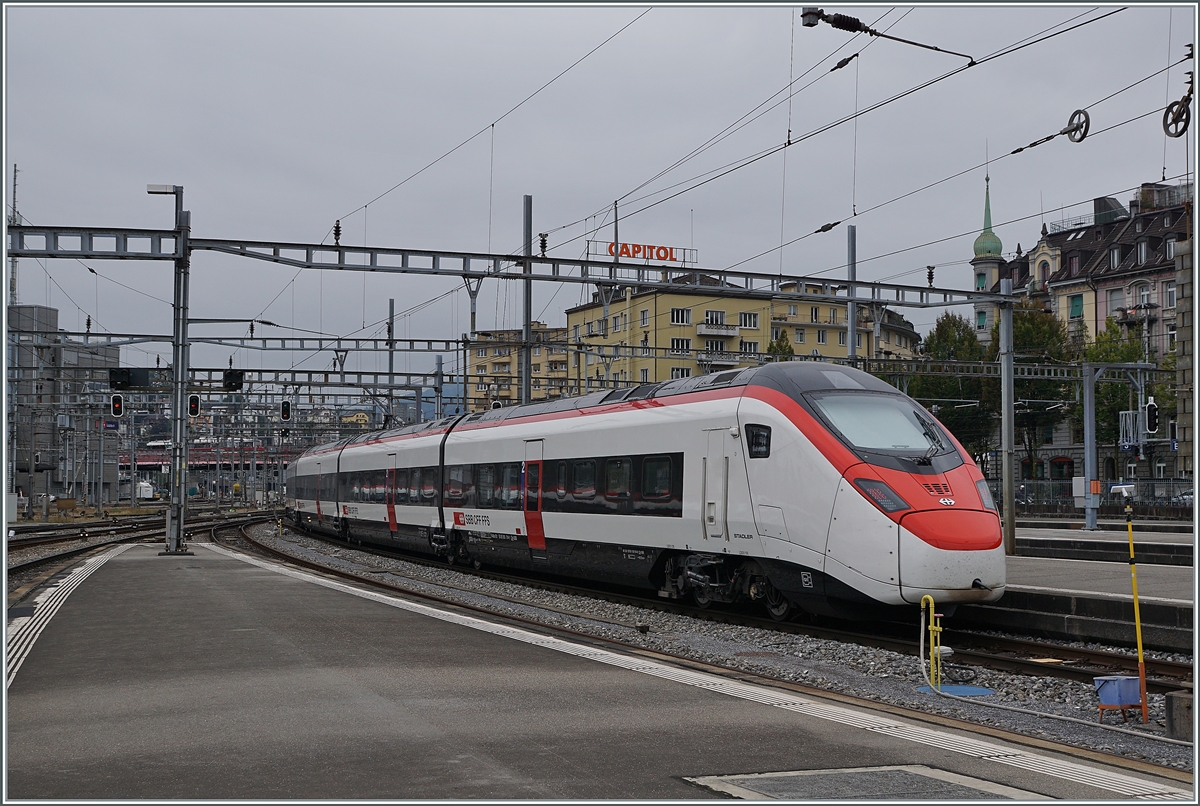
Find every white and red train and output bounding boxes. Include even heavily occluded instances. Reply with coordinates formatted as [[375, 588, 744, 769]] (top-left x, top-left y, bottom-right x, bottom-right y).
[[287, 362, 1004, 620]]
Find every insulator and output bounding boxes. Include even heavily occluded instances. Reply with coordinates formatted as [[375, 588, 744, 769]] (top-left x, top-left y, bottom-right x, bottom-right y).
[[539, 233, 547, 256], [334, 219, 342, 246], [827, 13, 867, 33]]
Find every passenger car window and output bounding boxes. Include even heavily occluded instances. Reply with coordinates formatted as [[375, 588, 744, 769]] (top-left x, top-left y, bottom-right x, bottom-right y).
[[573, 460, 596, 499], [605, 458, 632, 499], [642, 456, 672, 498]]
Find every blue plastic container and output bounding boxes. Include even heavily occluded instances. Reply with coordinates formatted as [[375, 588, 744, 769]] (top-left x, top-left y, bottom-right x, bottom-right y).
[[1094, 675, 1141, 706]]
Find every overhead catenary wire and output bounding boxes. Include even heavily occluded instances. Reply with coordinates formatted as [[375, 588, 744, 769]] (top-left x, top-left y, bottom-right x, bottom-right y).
[[542, 7, 1128, 259]]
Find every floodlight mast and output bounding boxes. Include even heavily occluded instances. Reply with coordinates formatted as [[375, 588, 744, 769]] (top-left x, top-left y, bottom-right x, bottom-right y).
[[148, 184, 193, 556]]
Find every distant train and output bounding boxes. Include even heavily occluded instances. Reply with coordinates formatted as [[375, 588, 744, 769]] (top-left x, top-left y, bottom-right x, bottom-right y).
[[287, 362, 1004, 620]]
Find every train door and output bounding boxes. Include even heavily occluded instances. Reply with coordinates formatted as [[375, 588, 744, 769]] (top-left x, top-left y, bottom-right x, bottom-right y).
[[703, 428, 730, 542], [385, 453, 398, 533], [524, 440, 546, 552], [315, 462, 323, 522]]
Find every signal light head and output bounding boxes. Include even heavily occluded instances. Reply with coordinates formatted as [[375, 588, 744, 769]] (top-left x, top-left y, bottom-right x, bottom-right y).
[[188, 394, 201, 418], [110, 394, 124, 418], [281, 400, 291, 421]]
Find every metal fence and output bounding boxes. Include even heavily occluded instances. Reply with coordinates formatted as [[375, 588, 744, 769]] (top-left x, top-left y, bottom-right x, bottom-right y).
[[985, 478, 1193, 516]]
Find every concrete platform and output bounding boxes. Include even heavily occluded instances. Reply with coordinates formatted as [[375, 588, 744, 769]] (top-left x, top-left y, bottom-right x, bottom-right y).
[[1014, 526, 1193, 566], [6, 543, 1189, 800], [953, 555, 1194, 651]]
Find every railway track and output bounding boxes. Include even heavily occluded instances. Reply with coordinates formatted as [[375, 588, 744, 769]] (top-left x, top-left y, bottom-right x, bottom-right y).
[[235, 522, 1193, 695], [6, 512, 271, 575]]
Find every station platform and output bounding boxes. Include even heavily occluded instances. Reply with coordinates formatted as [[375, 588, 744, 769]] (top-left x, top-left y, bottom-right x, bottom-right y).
[[1014, 525, 1193, 567], [6, 542, 1189, 800], [953, 542, 1194, 651]]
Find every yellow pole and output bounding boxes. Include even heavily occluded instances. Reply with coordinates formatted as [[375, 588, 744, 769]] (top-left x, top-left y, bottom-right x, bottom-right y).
[[1126, 500, 1149, 723], [922, 595, 942, 690]]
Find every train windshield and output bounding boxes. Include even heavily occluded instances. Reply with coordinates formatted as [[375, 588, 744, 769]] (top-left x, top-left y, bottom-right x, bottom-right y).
[[810, 392, 951, 460]]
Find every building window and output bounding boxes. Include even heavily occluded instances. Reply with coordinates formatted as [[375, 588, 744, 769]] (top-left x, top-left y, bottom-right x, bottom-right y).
[[794, 327, 805, 343], [705, 310, 725, 325], [835, 331, 845, 346], [1138, 284, 1151, 307], [976, 273, 986, 290], [612, 315, 621, 332], [976, 310, 987, 330], [669, 338, 691, 354], [1069, 255, 1080, 275], [1039, 261, 1050, 284], [771, 326, 782, 340], [1108, 288, 1123, 316], [640, 309, 648, 328], [1110, 245, 1121, 269], [1156, 459, 1168, 479], [533, 346, 541, 356], [816, 330, 827, 345], [810, 306, 820, 323], [827, 308, 838, 325], [670, 308, 691, 325], [1137, 241, 1148, 265], [573, 324, 580, 340], [787, 304, 797, 316], [705, 339, 725, 352], [1050, 458, 1074, 479], [1167, 237, 1177, 260], [670, 366, 691, 379], [476, 348, 486, 357], [1068, 294, 1084, 319], [1166, 281, 1176, 308], [739, 340, 759, 354], [1136, 218, 1144, 233], [1168, 325, 1177, 353], [856, 333, 863, 348], [640, 368, 649, 383], [532, 363, 541, 373], [739, 311, 759, 329], [1125, 460, 1138, 480]]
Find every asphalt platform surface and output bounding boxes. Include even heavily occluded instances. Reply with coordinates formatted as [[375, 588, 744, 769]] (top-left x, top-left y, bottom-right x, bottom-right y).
[[6, 542, 1190, 800]]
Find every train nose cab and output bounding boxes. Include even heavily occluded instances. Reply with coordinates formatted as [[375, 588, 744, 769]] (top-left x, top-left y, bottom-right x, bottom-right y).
[[812, 390, 1006, 606]]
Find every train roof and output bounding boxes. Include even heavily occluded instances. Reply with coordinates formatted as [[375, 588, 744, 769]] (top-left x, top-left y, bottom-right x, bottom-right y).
[[296, 360, 902, 460]]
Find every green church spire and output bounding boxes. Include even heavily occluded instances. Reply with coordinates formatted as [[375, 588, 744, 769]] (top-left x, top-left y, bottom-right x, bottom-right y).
[[973, 176, 1003, 258]]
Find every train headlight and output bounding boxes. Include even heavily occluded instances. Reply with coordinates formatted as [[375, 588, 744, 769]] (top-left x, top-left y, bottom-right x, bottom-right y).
[[852, 478, 910, 513], [975, 479, 997, 511]]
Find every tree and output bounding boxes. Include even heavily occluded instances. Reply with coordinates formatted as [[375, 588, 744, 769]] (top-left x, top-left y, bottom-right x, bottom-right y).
[[984, 303, 1076, 479], [906, 312, 998, 467], [766, 332, 794, 357]]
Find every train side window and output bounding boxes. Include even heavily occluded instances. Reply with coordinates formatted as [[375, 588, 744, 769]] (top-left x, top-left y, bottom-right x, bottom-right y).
[[446, 466, 464, 501], [556, 461, 568, 499], [477, 465, 496, 508], [394, 469, 408, 504], [408, 468, 421, 504], [605, 457, 632, 499], [374, 470, 387, 503], [422, 467, 439, 504], [500, 463, 522, 509], [573, 460, 596, 499], [746, 424, 771, 458], [641, 456, 672, 499]]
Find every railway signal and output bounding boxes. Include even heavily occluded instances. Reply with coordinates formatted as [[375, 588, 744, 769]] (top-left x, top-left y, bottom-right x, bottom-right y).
[[188, 394, 201, 418], [110, 394, 124, 418], [1146, 397, 1159, 433], [281, 400, 291, 421], [223, 369, 244, 391]]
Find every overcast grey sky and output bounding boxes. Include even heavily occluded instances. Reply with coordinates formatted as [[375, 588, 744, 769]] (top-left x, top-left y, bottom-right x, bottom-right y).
[[5, 4, 1196, 379]]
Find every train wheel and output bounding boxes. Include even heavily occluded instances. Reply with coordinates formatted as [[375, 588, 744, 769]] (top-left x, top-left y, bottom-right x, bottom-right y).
[[764, 588, 794, 621], [692, 584, 713, 609]]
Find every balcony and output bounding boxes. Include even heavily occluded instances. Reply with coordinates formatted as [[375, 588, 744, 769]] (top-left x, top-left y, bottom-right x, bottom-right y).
[[697, 351, 742, 367], [696, 322, 739, 337]]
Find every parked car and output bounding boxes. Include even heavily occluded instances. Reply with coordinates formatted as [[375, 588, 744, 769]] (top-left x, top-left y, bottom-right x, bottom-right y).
[[1169, 489, 1193, 506]]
